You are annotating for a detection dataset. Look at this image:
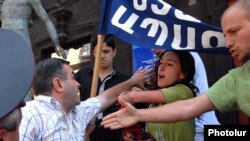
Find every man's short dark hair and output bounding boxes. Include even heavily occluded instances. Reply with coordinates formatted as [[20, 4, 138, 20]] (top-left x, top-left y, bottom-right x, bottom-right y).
[[33, 58, 70, 96], [91, 34, 115, 50]]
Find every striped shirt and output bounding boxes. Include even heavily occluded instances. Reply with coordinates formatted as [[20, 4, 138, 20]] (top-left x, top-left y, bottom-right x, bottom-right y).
[[19, 95, 101, 141]]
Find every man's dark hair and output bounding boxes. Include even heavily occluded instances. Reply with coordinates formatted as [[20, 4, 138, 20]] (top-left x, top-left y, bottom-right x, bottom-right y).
[[91, 34, 115, 50], [33, 58, 70, 96]]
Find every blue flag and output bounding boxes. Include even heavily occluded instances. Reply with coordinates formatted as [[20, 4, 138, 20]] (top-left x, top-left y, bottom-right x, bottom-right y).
[[98, 0, 229, 54]]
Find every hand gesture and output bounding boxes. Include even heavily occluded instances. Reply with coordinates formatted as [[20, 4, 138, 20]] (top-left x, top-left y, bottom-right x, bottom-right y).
[[130, 67, 152, 89], [101, 96, 140, 129], [119, 87, 142, 104]]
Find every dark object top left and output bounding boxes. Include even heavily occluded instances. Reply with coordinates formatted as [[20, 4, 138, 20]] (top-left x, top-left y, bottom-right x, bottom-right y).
[[0, 29, 34, 118]]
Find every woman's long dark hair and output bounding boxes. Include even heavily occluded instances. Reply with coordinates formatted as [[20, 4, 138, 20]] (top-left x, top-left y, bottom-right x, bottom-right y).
[[146, 50, 198, 96]]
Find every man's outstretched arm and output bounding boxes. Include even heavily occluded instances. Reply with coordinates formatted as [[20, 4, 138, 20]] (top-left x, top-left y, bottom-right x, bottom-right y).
[[96, 67, 151, 111], [101, 94, 215, 129]]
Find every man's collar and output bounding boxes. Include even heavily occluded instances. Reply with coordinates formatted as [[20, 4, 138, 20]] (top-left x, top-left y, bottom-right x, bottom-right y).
[[88, 67, 117, 76], [36, 95, 60, 107]]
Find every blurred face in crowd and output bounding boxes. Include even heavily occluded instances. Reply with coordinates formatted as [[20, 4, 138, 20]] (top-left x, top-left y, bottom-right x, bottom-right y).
[[61, 64, 81, 110], [157, 51, 185, 88], [94, 43, 116, 70], [0, 124, 20, 141], [222, 5, 250, 63], [0, 108, 22, 141]]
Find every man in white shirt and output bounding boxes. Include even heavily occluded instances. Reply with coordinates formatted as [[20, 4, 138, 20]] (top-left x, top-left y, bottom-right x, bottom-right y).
[[19, 58, 149, 141]]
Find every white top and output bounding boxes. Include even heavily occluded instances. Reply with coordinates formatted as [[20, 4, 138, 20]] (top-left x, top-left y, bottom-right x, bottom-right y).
[[190, 52, 220, 133]]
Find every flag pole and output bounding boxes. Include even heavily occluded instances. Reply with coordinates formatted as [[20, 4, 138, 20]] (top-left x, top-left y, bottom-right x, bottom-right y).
[[90, 35, 105, 97]]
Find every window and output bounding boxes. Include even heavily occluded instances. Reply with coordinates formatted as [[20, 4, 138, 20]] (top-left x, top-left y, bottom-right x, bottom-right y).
[[51, 43, 91, 71]]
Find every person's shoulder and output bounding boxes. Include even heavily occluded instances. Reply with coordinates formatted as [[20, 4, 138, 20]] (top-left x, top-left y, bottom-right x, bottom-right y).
[[115, 70, 130, 79], [163, 84, 193, 96], [21, 100, 42, 118], [76, 65, 92, 74], [75, 65, 93, 81], [24, 100, 36, 107], [226, 64, 246, 77], [76, 98, 101, 110], [22, 98, 51, 117]]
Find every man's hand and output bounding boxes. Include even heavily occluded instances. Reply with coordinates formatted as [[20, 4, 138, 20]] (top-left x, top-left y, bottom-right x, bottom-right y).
[[119, 87, 142, 104], [101, 96, 140, 129]]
